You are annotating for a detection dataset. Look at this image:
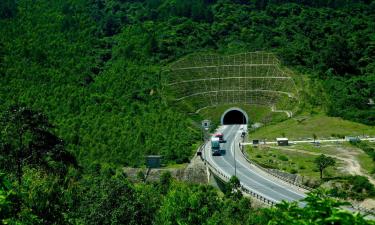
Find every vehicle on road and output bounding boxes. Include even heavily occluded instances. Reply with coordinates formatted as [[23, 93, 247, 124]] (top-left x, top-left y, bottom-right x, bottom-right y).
[[215, 133, 225, 143], [211, 137, 221, 156]]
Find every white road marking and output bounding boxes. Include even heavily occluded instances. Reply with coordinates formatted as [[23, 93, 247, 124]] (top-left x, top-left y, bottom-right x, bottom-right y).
[[229, 127, 306, 199], [209, 125, 289, 202]]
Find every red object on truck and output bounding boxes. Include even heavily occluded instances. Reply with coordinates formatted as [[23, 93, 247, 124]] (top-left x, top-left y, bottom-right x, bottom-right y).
[[215, 133, 224, 142]]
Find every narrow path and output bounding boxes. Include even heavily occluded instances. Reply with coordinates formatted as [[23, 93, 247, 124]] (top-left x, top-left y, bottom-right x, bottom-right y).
[[271, 105, 292, 118]]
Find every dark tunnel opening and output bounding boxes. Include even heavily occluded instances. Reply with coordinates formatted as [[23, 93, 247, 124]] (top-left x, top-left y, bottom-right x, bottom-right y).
[[222, 110, 247, 125]]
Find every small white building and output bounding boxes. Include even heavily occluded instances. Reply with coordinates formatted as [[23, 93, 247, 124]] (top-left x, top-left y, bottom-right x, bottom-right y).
[[276, 138, 289, 146]]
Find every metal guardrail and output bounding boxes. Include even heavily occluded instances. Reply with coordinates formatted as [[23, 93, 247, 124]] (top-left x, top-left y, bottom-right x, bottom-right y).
[[238, 145, 375, 215], [240, 147, 313, 191], [353, 206, 375, 216], [199, 142, 375, 214], [199, 143, 277, 206]]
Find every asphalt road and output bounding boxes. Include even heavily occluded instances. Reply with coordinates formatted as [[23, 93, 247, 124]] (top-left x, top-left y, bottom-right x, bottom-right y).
[[204, 124, 306, 204]]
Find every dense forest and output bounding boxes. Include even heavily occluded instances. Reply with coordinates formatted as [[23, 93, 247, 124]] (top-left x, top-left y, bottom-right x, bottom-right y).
[[1, 0, 375, 166], [1, 0, 375, 224]]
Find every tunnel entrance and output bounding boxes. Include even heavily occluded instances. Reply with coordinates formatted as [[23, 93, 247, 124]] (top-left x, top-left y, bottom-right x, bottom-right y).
[[221, 107, 248, 125]]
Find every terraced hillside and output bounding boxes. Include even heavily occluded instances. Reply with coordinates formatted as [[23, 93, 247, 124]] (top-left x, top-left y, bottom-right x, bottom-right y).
[[165, 52, 299, 114]]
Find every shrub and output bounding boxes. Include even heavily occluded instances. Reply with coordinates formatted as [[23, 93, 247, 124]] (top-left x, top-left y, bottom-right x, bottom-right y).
[[290, 169, 298, 174], [278, 155, 288, 161], [330, 176, 375, 200]]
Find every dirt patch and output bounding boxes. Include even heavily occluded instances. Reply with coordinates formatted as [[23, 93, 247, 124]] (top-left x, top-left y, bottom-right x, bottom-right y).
[[274, 145, 375, 185], [359, 198, 375, 210]]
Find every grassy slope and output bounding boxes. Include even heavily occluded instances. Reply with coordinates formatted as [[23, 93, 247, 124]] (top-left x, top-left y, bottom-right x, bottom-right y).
[[198, 104, 287, 128], [248, 114, 375, 140], [246, 145, 345, 181], [351, 142, 375, 174]]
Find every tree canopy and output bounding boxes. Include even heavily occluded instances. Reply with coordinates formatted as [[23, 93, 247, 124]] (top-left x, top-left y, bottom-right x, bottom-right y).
[[314, 154, 336, 179], [1, 0, 374, 223]]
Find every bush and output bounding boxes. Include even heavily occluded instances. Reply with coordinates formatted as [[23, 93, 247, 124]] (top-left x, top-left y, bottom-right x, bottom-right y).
[[331, 134, 345, 139], [330, 175, 375, 200], [278, 155, 288, 161], [290, 169, 298, 174], [350, 141, 375, 161]]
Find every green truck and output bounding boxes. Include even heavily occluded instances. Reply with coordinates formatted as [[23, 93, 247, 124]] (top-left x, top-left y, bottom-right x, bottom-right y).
[[211, 137, 221, 156]]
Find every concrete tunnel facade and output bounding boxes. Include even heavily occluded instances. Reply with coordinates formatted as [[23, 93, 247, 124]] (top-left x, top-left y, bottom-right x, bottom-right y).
[[220, 107, 248, 125]]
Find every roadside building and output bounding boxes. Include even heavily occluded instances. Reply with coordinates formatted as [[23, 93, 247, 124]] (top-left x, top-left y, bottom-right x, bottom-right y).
[[146, 155, 162, 168], [276, 138, 289, 146]]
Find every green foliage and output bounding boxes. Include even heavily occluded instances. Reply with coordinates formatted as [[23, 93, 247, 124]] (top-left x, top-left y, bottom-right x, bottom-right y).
[[263, 190, 372, 225], [290, 168, 298, 174], [1, 0, 374, 169], [224, 176, 242, 200], [0, 173, 19, 224], [158, 171, 172, 194], [330, 175, 375, 201], [0, 105, 77, 186], [314, 154, 336, 179], [0, 0, 17, 19], [156, 183, 221, 225], [351, 141, 375, 161], [76, 174, 159, 225], [156, 180, 253, 225], [278, 155, 289, 161], [0, 170, 75, 224], [1, 1, 375, 223]]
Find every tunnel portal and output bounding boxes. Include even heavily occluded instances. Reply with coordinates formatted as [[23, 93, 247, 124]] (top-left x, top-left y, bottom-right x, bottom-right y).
[[221, 107, 248, 125]]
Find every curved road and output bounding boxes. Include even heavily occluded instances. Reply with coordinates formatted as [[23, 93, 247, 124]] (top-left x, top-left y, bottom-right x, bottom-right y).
[[203, 125, 306, 204]]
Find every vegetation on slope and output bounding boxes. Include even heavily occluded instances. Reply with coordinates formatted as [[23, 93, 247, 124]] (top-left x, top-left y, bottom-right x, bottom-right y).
[[249, 114, 375, 140], [1, 167, 373, 224], [199, 104, 287, 129], [1, 0, 375, 167], [1, 0, 375, 223]]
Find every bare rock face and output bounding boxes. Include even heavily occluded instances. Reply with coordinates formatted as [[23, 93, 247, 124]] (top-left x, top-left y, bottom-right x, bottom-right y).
[[182, 155, 208, 184], [122, 156, 208, 184], [122, 167, 185, 182]]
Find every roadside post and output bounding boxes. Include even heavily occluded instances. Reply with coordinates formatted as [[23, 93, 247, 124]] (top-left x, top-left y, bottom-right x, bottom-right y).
[[200, 120, 211, 161]]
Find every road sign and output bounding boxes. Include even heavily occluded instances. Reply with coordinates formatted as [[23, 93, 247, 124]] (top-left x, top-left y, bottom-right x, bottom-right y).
[[201, 120, 211, 130]]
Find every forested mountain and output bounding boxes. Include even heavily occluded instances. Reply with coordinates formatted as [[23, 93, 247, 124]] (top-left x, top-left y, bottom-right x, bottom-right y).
[[1, 0, 374, 166], [1, 0, 375, 223]]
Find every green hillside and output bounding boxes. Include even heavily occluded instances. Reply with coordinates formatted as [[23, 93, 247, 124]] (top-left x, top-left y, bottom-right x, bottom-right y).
[[1, 0, 374, 168], [1, 0, 375, 224], [199, 104, 287, 128], [249, 114, 375, 140]]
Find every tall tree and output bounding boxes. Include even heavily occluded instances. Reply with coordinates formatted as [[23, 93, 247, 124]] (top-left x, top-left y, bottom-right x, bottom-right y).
[[0, 105, 77, 187], [225, 176, 242, 200], [314, 154, 336, 179]]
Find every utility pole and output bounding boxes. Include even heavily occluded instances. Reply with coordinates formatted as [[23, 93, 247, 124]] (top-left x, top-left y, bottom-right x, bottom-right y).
[[234, 142, 237, 177]]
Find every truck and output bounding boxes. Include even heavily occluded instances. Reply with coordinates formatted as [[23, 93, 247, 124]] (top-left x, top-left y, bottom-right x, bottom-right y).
[[214, 133, 225, 143], [211, 137, 221, 156]]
